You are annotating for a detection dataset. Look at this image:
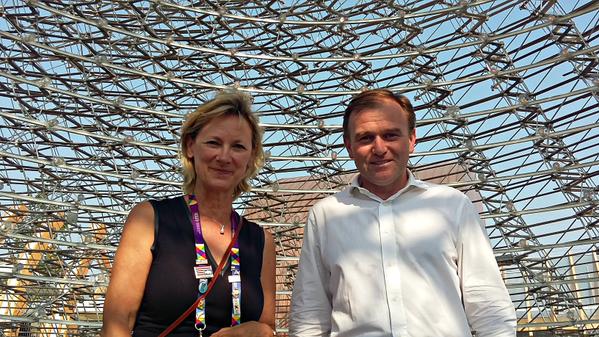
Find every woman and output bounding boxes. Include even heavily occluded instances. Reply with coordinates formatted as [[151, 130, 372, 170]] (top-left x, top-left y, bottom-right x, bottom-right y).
[[102, 91, 276, 337]]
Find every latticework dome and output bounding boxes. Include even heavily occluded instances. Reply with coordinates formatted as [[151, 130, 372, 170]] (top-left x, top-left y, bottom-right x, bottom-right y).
[[0, 0, 597, 335]]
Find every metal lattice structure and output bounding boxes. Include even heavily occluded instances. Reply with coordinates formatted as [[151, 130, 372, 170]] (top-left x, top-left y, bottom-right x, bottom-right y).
[[0, 0, 598, 335]]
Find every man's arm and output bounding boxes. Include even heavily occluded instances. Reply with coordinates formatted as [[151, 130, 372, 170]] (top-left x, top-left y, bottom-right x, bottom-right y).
[[289, 209, 332, 337], [457, 199, 517, 337]]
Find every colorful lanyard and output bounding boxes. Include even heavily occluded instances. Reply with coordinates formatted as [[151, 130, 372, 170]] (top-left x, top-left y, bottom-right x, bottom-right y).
[[187, 195, 241, 335]]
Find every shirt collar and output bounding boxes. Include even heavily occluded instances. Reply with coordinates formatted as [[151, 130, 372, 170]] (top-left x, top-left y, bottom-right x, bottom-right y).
[[348, 169, 429, 201]]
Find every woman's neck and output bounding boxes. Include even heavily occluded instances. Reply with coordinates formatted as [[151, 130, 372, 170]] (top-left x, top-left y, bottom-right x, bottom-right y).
[[192, 186, 234, 223]]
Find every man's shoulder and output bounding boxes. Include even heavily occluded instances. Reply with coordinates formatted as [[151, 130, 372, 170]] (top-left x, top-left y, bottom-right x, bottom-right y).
[[413, 179, 471, 202], [311, 186, 354, 211]]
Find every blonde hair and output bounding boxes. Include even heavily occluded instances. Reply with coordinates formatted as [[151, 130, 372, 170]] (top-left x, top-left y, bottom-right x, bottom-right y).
[[180, 91, 264, 198]]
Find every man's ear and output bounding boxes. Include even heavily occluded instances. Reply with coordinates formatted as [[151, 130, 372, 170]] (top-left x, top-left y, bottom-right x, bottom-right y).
[[344, 136, 354, 159], [408, 128, 416, 153]]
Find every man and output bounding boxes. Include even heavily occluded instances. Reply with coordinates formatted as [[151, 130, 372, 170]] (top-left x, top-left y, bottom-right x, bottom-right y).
[[289, 89, 516, 337]]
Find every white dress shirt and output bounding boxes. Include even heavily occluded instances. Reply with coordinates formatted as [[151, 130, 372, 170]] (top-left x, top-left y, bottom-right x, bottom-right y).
[[289, 171, 516, 337]]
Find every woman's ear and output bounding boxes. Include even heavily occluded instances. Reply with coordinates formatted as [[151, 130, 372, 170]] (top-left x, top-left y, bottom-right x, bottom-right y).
[[245, 152, 255, 175], [185, 136, 195, 159]]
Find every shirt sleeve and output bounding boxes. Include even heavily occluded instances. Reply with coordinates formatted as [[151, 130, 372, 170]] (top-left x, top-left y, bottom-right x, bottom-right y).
[[289, 208, 332, 337], [457, 198, 517, 337]]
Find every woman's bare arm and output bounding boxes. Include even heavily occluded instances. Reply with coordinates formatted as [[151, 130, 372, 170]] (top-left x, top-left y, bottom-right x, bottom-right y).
[[101, 201, 155, 337], [258, 229, 276, 329]]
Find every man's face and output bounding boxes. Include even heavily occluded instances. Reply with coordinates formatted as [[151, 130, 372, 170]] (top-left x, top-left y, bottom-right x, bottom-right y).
[[344, 100, 416, 199]]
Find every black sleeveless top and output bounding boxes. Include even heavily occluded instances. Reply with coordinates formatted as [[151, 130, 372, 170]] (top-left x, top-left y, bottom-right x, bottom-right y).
[[132, 196, 265, 336]]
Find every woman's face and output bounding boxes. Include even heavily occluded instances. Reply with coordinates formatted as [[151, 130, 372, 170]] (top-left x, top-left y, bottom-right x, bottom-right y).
[[186, 115, 254, 195]]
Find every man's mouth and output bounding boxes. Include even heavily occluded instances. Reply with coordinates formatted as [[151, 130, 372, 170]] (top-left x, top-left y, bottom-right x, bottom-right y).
[[370, 159, 392, 166]]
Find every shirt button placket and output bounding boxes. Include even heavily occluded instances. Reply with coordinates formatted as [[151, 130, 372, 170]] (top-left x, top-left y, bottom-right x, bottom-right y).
[[378, 201, 407, 336]]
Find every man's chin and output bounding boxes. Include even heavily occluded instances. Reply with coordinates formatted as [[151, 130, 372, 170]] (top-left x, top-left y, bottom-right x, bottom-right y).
[[366, 167, 397, 179], [363, 176, 396, 187]]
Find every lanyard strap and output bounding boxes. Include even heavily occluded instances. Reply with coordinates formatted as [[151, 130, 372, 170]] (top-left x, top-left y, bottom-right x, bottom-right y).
[[157, 212, 244, 337], [187, 195, 242, 333]]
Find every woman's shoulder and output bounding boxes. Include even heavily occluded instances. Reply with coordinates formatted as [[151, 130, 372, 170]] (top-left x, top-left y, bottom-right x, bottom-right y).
[[147, 195, 185, 208], [127, 196, 184, 226], [240, 217, 265, 234], [241, 216, 260, 228], [239, 217, 269, 245], [127, 201, 154, 222]]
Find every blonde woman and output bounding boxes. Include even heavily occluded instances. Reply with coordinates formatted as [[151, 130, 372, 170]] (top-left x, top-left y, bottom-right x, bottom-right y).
[[102, 92, 276, 337]]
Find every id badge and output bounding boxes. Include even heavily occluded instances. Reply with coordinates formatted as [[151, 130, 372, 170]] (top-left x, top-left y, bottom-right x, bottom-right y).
[[194, 265, 214, 279]]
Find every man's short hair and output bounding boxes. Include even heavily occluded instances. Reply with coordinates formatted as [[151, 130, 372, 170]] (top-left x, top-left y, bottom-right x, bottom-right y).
[[343, 89, 416, 139]]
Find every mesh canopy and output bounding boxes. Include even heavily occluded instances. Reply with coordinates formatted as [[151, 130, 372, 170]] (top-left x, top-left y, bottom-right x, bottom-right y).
[[0, 0, 598, 335]]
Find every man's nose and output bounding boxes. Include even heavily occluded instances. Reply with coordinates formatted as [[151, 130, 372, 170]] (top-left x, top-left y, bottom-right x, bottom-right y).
[[372, 136, 387, 155]]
